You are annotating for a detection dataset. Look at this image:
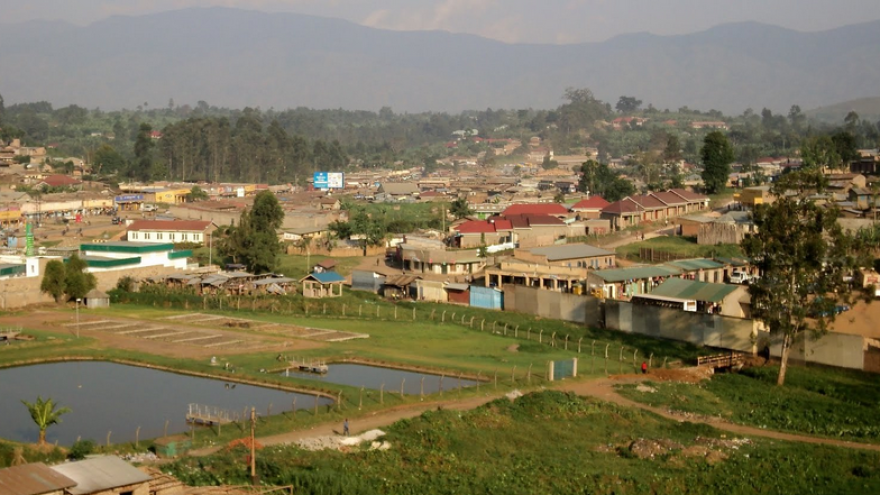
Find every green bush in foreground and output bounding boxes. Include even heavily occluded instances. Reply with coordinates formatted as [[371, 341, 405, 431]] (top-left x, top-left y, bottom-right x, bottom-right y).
[[165, 391, 880, 494]]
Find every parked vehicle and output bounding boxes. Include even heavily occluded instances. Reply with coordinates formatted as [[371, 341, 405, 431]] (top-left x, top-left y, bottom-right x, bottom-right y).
[[143, 204, 158, 212], [729, 270, 753, 284]]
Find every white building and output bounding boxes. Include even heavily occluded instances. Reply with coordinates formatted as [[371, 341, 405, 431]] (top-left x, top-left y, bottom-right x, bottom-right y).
[[126, 220, 214, 245], [80, 241, 191, 272]]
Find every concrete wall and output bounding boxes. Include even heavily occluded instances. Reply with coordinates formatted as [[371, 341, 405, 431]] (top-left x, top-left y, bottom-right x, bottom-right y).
[[770, 331, 866, 370], [506, 286, 602, 327], [504, 286, 757, 353], [0, 260, 204, 309]]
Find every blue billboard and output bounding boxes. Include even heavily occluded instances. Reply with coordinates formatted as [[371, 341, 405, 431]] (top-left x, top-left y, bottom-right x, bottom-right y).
[[313, 172, 344, 190]]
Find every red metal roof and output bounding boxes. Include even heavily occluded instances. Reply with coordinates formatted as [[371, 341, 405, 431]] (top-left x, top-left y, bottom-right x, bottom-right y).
[[629, 194, 667, 210], [127, 220, 213, 232], [502, 203, 568, 216], [0, 463, 77, 495], [571, 196, 610, 210], [455, 220, 499, 234], [602, 198, 644, 214], [668, 188, 709, 202], [651, 191, 687, 205]]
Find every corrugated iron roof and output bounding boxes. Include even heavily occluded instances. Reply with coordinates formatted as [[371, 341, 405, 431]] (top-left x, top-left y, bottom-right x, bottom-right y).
[[50, 456, 151, 495], [302, 271, 346, 284], [0, 463, 77, 495], [647, 278, 739, 303], [591, 265, 681, 282], [529, 243, 613, 261], [665, 258, 724, 271]]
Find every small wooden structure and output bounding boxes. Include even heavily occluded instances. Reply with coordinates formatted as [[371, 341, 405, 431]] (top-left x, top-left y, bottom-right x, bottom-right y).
[[84, 288, 110, 309], [186, 403, 240, 425], [697, 352, 746, 369], [287, 358, 328, 374], [300, 271, 345, 298]]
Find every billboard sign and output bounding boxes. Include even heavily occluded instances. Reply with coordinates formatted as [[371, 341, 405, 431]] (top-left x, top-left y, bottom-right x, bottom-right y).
[[313, 172, 345, 190], [115, 194, 144, 203]]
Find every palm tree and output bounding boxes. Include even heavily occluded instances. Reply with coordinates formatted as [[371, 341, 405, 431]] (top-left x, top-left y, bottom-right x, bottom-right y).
[[21, 396, 71, 445]]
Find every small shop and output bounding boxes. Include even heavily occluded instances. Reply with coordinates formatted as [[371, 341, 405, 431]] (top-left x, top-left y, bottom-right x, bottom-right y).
[[114, 193, 145, 211]]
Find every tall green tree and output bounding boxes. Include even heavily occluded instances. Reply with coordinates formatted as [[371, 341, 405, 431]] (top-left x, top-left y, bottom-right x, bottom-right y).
[[133, 122, 156, 181], [578, 160, 635, 202], [742, 170, 870, 386], [64, 254, 97, 300], [92, 144, 125, 176], [700, 131, 734, 194], [615, 96, 643, 113], [21, 396, 71, 445], [40, 260, 67, 303], [222, 191, 285, 273], [449, 197, 473, 219]]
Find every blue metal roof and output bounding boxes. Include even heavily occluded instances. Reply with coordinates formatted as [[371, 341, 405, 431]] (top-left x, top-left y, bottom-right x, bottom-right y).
[[305, 271, 346, 284]]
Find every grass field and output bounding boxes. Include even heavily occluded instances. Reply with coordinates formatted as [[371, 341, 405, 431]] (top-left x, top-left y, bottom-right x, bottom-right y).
[[164, 390, 880, 494], [617, 365, 880, 443], [616, 235, 743, 262]]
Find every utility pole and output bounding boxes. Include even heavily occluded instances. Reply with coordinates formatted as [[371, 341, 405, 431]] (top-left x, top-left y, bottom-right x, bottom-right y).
[[250, 407, 257, 485], [75, 298, 81, 338]]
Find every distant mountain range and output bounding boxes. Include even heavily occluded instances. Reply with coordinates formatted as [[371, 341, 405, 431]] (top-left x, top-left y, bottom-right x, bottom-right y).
[[806, 97, 880, 124], [1, 7, 879, 114]]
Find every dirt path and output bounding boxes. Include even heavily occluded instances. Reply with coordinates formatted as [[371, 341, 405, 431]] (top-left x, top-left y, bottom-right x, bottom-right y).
[[189, 393, 505, 456], [557, 377, 880, 452], [190, 374, 880, 455]]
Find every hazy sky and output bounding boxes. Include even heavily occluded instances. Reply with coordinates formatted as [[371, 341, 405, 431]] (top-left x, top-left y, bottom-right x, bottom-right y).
[[2, 0, 880, 44]]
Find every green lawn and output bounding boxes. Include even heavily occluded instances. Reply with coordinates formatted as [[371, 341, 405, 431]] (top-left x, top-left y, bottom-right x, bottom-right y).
[[276, 254, 363, 279], [163, 390, 880, 494], [616, 235, 743, 262], [617, 365, 880, 444]]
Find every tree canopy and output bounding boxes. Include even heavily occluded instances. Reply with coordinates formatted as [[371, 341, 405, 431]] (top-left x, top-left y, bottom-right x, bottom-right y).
[[742, 170, 871, 386], [700, 131, 734, 194], [222, 191, 285, 274], [21, 396, 71, 445], [64, 254, 97, 300], [577, 160, 635, 202], [40, 260, 67, 303]]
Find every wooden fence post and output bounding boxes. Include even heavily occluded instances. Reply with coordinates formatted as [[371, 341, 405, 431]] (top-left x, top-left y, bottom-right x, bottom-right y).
[[539, 329, 543, 343]]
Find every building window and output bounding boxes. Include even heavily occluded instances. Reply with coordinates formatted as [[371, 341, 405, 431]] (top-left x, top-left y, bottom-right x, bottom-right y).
[[170, 233, 175, 241], [144, 233, 150, 240], [157, 233, 163, 240], [194, 234, 201, 242], [182, 234, 188, 241]]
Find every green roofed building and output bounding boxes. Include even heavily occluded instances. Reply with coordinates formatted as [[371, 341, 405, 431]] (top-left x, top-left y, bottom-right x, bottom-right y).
[[633, 278, 748, 317], [79, 241, 191, 272], [587, 265, 682, 299]]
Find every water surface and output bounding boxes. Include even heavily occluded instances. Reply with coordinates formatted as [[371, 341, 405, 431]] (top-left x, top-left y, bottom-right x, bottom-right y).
[[0, 362, 331, 445]]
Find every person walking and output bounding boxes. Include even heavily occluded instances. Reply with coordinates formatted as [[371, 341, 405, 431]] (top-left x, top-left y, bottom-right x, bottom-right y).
[[641, 361, 648, 374], [343, 418, 350, 436]]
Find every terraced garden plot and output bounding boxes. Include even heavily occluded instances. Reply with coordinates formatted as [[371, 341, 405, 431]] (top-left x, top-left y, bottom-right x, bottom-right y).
[[160, 313, 369, 342], [63, 318, 274, 350]]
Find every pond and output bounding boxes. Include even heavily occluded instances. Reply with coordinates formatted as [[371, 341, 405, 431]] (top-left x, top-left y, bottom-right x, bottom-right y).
[[0, 362, 332, 446], [280, 363, 479, 395]]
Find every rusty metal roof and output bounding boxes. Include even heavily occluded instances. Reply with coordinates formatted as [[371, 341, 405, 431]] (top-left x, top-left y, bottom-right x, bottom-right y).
[[0, 463, 77, 495], [50, 456, 151, 495]]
